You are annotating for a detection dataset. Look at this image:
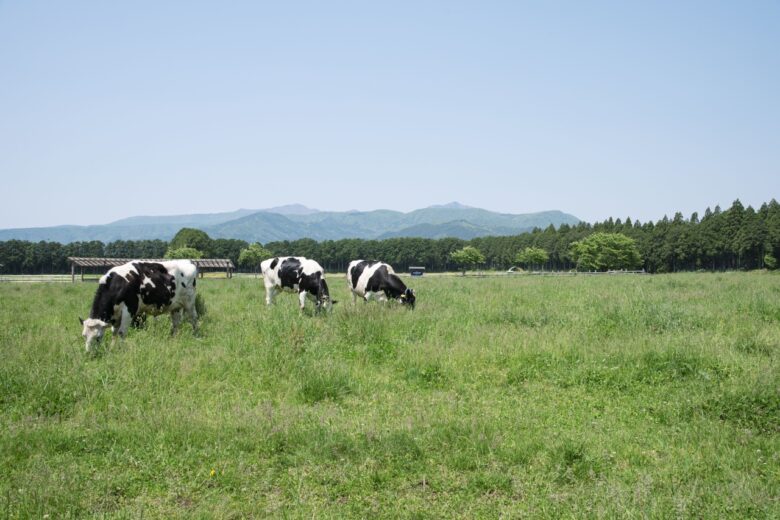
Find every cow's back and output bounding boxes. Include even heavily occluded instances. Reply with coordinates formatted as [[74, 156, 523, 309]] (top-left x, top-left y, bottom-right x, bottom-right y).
[[348, 260, 367, 290], [261, 257, 282, 285], [134, 260, 197, 314], [262, 257, 324, 289], [351, 261, 395, 290], [162, 260, 198, 308]]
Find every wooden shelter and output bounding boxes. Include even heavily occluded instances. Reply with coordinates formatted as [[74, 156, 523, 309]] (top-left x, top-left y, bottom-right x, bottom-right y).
[[67, 257, 235, 282]]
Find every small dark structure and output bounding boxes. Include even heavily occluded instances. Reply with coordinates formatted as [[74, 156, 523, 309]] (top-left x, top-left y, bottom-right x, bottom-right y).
[[409, 266, 426, 277], [67, 257, 235, 282]]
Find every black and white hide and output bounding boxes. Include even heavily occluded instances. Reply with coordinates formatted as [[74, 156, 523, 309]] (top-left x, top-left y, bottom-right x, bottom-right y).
[[80, 260, 199, 352], [347, 260, 416, 308], [260, 256, 334, 312]]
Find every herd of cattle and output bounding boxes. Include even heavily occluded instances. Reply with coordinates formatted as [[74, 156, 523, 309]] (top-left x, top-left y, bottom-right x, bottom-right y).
[[80, 256, 416, 351]]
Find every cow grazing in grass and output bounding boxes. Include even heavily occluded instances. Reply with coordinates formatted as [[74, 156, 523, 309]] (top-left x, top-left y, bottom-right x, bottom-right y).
[[347, 260, 416, 308], [260, 256, 335, 312], [80, 260, 199, 352]]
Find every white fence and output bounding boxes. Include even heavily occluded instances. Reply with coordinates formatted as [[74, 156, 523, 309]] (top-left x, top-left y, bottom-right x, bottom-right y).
[[0, 274, 77, 283]]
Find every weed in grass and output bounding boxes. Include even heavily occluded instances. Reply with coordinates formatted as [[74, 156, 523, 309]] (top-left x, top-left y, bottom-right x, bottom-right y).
[[703, 383, 780, 434], [752, 299, 780, 323], [733, 334, 777, 356], [402, 360, 446, 389], [297, 363, 353, 404], [364, 338, 399, 364], [507, 348, 728, 392], [0, 366, 83, 419], [370, 430, 423, 467], [552, 441, 607, 484], [470, 471, 513, 496], [483, 307, 551, 328], [310, 428, 359, 462], [633, 349, 725, 384]]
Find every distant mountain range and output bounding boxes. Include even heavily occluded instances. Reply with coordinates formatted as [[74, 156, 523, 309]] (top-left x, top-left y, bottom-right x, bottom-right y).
[[0, 203, 579, 243]]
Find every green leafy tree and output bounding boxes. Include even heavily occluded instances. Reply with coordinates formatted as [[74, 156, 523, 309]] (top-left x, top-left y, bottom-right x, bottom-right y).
[[450, 246, 485, 275], [212, 238, 249, 265], [764, 254, 777, 270], [169, 228, 213, 256], [515, 246, 549, 271], [570, 233, 642, 271], [238, 243, 272, 275], [164, 247, 204, 260]]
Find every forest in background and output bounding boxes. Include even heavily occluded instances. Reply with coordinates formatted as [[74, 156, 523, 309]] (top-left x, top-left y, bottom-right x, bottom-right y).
[[0, 199, 777, 274]]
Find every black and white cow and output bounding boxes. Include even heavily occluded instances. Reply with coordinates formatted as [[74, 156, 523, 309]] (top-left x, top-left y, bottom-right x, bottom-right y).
[[347, 260, 416, 308], [80, 260, 199, 352], [260, 256, 335, 312]]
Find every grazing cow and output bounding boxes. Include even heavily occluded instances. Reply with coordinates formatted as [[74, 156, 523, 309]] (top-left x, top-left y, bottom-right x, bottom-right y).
[[347, 260, 416, 308], [260, 256, 335, 312], [80, 260, 199, 352]]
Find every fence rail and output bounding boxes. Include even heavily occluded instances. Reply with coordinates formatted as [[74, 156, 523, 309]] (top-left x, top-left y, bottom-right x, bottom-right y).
[[0, 275, 78, 283], [433, 269, 648, 277], [519, 269, 648, 276]]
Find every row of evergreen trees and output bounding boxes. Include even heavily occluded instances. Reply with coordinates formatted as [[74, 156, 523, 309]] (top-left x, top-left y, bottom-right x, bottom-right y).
[[0, 199, 777, 274]]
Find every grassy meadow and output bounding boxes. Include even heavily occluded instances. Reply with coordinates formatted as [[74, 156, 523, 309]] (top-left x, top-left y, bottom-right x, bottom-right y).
[[1, 272, 778, 518]]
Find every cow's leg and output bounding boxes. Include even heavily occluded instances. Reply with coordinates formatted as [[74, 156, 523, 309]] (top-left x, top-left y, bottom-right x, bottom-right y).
[[298, 290, 307, 311], [351, 290, 357, 305], [110, 305, 121, 343], [115, 305, 132, 342], [185, 301, 199, 333], [170, 309, 183, 335], [265, 285, 276, 306]]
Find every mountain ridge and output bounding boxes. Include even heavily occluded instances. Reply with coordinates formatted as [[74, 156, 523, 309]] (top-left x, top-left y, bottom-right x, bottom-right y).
[[0, 203, 579, 243]]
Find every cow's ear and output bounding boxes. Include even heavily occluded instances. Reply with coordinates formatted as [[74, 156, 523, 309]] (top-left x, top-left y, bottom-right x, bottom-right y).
[[79, 317, 84, 325]]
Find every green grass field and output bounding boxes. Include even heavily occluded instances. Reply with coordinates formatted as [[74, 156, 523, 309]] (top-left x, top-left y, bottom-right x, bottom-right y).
[[1, 272, 778, 518]]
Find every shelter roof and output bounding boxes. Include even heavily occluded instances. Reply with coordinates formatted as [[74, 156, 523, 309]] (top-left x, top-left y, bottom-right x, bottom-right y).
[[67, 257, 235, 269]]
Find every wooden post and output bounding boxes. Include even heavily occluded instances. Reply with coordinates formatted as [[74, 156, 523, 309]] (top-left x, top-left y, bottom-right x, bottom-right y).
[[71, 262, 76, 283], [80, 267, 84, 282]]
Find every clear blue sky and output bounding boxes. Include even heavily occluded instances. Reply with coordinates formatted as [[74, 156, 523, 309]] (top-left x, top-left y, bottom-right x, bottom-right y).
[[1, 1, 778, 228]]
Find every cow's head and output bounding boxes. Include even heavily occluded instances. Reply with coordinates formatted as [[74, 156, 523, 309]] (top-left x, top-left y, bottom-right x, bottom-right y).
[[400, 288, 416, 309], [80, 317, 109, 351], [316, 278, 338, 313]]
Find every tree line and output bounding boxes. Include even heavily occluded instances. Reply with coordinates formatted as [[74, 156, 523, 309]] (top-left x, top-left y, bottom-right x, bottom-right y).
[[1, 199, 778, 274], [0, 237, 248, 275]]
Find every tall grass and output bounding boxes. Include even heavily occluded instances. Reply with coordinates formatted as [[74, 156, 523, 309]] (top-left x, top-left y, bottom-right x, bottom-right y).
[[0, 272, 778, 517]]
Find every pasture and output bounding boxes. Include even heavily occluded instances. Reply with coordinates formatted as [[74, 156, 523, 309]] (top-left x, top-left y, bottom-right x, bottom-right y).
[[1, 272, 778, 518]]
